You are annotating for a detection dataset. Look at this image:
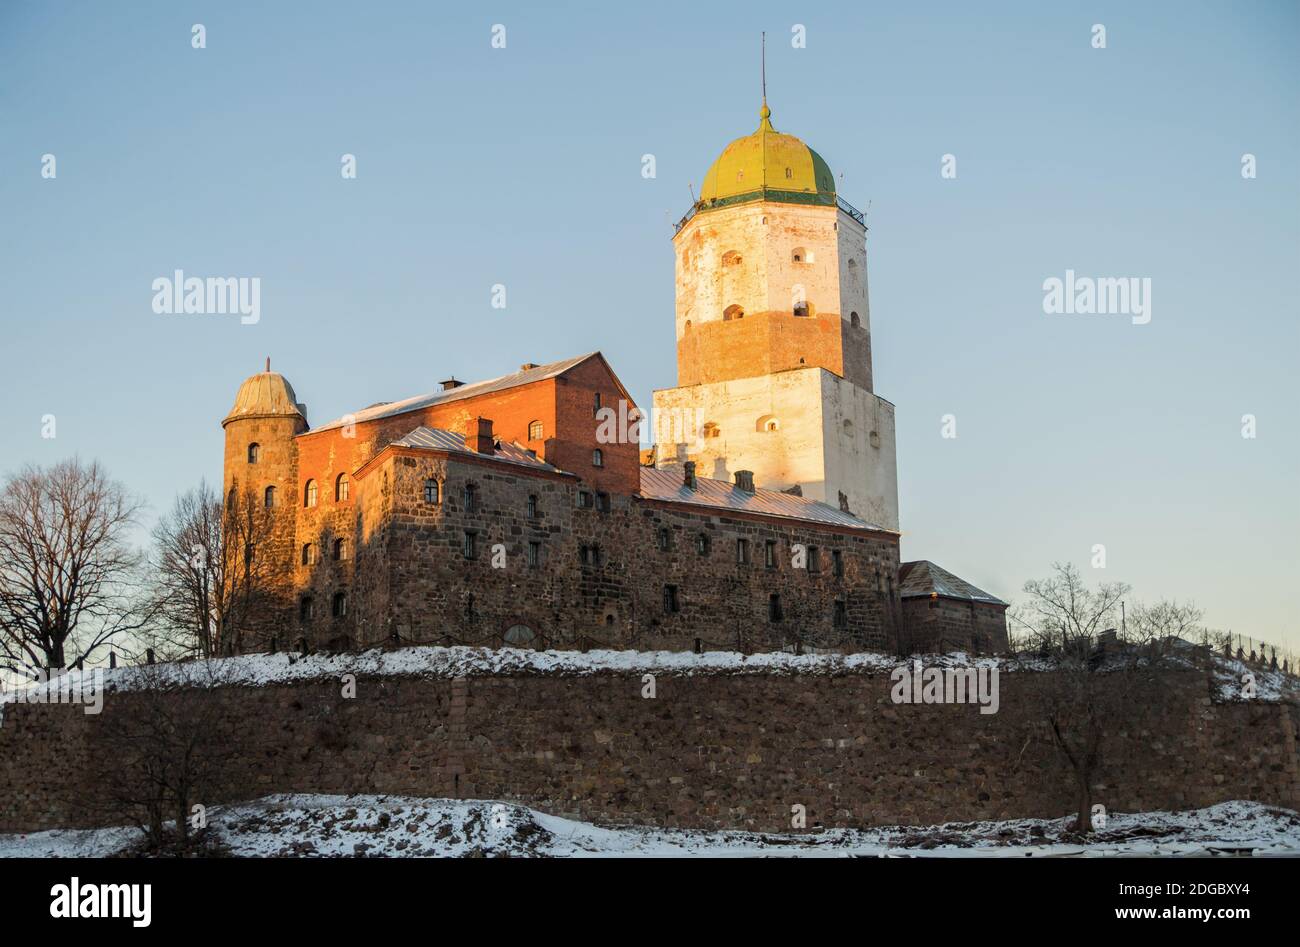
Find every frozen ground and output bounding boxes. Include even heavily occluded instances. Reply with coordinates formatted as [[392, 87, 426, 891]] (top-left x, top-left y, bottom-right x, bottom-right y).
[[3, 796, 1297, 858]]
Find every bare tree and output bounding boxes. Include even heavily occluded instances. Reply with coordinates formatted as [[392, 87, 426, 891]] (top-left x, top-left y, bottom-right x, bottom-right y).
[[0, 458, 149, 674], [90, 661, 236, 853], [216, 481, 279, 654], [149, 480, 261, 660], [1011, 562, 1162, 835]]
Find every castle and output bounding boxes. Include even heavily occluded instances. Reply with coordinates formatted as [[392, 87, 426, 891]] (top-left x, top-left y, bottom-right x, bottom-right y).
[[220, 100, 1008, 657]]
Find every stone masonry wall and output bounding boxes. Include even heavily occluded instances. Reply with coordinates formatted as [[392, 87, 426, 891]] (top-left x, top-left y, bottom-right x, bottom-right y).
[[1, 661, 1295, 834]]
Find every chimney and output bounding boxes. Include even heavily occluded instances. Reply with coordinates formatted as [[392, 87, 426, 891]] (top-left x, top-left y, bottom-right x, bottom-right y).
[[468, 417, 494, 454], [683, 461, 697, 490], [440, 377, 463, 391], [734, 470, 755, 492], [520, 362, 539, 371]]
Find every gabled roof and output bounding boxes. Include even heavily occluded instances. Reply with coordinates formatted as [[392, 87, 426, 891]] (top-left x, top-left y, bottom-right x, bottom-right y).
[[309, 353, 606, 434], [639, 467, 894, 534], [359, 426, 563, 476], [898, 560, 1008, 606]]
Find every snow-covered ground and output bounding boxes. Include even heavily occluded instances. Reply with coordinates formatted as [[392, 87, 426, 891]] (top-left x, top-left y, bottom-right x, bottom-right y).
[[5, 642, 1294, 706], [3, 796, 1297, 858]]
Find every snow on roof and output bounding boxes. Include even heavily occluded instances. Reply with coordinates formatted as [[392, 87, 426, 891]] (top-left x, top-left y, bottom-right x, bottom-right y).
[[639, 467, 894, 533], [387, 426, 561, 473], [309, 353, 599, 434], [898, 560, 1008, 605]]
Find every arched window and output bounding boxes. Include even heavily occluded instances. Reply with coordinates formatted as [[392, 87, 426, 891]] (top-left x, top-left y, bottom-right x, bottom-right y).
[[756, 415, 780, 433], [695, 533, 710, 557], [850, 311, 861, 328], [527, 494, 538, 518], [528, 420, 543, 441], [335, 473, 349, 502], [792, 247, 808, 263], [332, 591, 347, 618], [301, 543, 315, 566], [592, 449, 603, 468], [424, 479, 440, 504], [793, 300, 810, 317], [722, 250, 742, 266], [299, 596, 314, 622], [247, 443, 260, 464], [785, 166, 793, 179], [264, 486, 276, 508], [723, 304, 744, 321], [683, 319, 692, 332], [504, 624, 535, 648], [333, 538, 348, 561], [304, 480, 317, 508]]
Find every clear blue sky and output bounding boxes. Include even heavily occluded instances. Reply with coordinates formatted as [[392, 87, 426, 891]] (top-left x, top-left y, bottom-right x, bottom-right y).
[[2, 1, 1297, 647]]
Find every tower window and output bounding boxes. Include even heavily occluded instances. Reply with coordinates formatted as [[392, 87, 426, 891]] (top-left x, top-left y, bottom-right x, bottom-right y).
[[663, 585, 680, 614], [657, 527, 670, 550], [264, 486, 276, 508], [247, 443, 260, 464], [768, 593, 783, 622], [299, 596, 314, 622], [833, 550, 844, 577], [528, 541, 540, 568], [527, 494, 538, 518], [462, 483, 477, 512], [722, 250, 742, 266], [336, 473, 349, 502], [793, 300, 810, 317], [301, 543, 316, 566], [723, 304, 744, 321], [332, 591, 348, 618], [808, 546, 821, 573], [304, 480, 318, 508], [695, 534, 710, 557], [736, 538, 750, 565], [702, 422, 720, 438], [833, 599, 847, 628], [592, 449, 603, 468], [462, 531, 477, 559], [593, 392, 602, 417], [528, 420, 543, 441], [757, 415, 780, 433], [334, 538, 348, 561], [765, 540, 777, 569], [792, 247, 807, 263], [785, 167, 793, 179], [850, 311, 861, 328], [424, 478, 440, 504]]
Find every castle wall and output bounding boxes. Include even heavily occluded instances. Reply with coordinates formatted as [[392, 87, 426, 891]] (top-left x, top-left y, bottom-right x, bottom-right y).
[[2, 662, 1295, 834], [303, 448, 901, 653]]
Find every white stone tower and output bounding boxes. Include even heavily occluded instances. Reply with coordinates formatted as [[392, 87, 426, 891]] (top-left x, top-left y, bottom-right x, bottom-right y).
[[652, 100, 899, 529]]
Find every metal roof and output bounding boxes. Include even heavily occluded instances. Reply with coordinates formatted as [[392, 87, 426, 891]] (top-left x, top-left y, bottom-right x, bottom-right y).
[[310, 353, 600, 434], [638, 467, 893, 533], [388, 426, 561, 473], [898, 560, 1008, 606]]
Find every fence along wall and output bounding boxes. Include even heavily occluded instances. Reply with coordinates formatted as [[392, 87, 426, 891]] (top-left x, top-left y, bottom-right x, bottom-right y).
[[1, 661, 1297, 834]]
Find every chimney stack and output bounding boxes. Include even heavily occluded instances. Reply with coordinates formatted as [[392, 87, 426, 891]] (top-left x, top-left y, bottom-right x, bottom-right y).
[[734, 470, 755, 492], [683, 461, 697, 490], [440, 377, 463, 391], [520, 362, 539, 371], [468, 417, 494, 454]]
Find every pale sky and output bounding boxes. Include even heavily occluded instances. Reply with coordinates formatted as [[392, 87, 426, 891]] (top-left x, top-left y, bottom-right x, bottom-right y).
[[2, 1, 1297, 650]]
